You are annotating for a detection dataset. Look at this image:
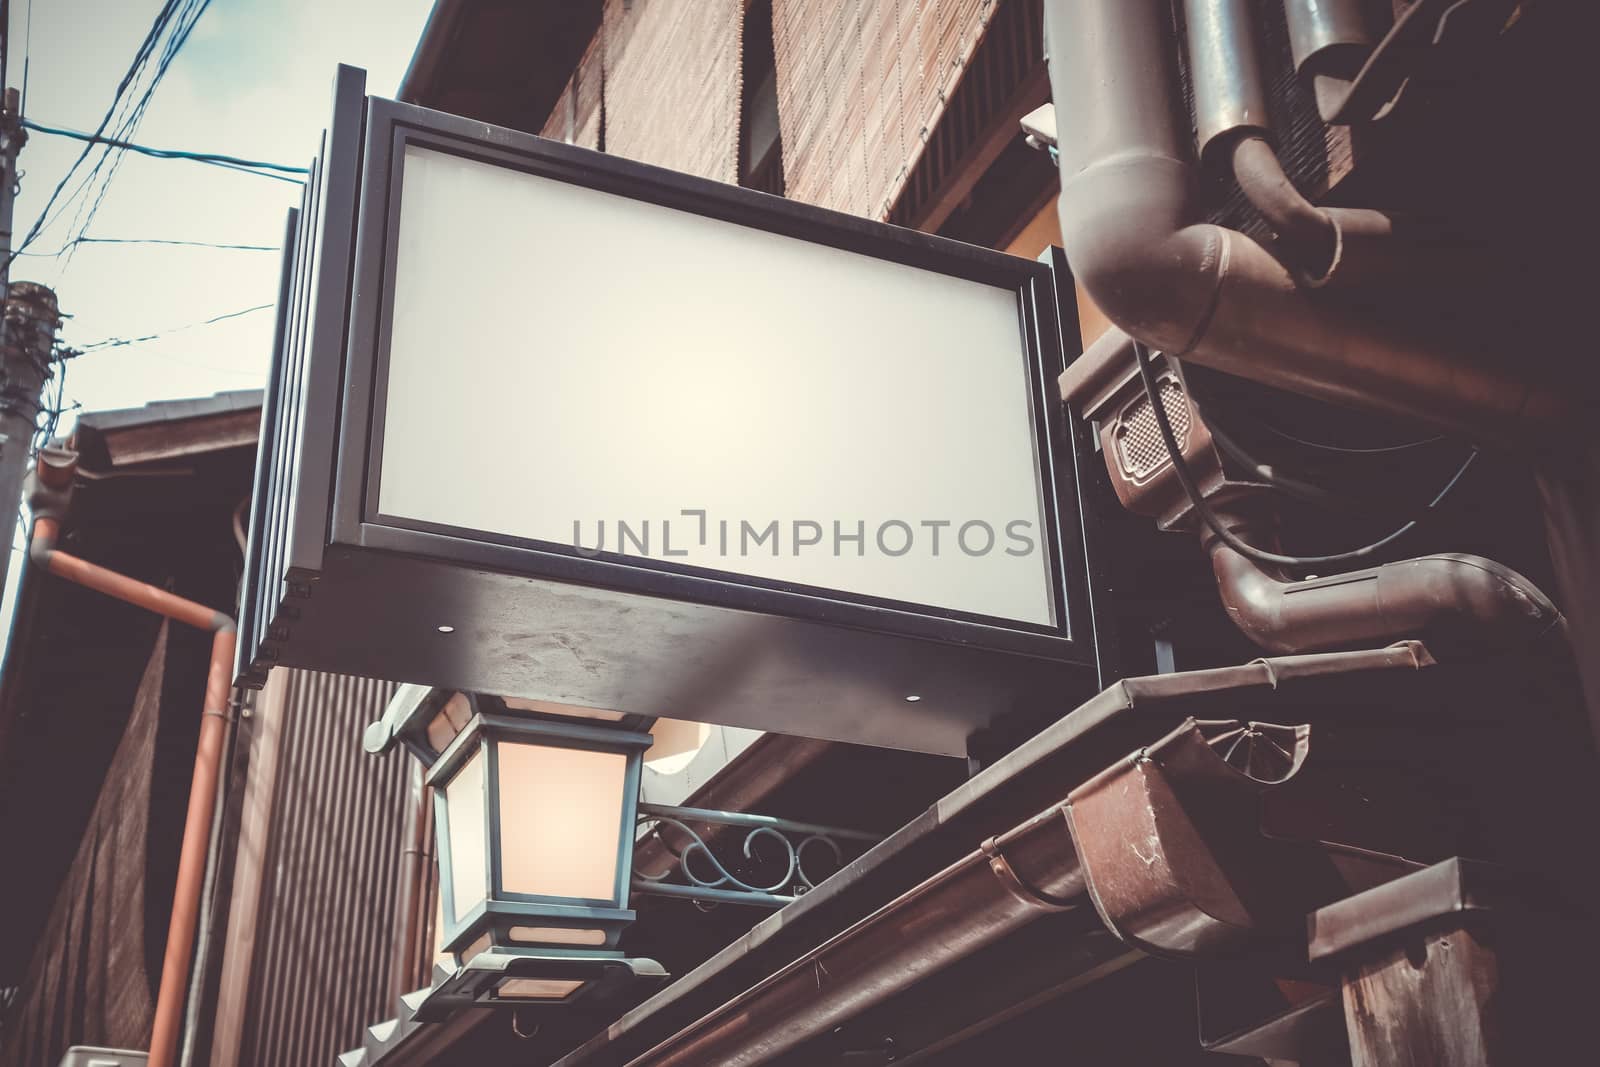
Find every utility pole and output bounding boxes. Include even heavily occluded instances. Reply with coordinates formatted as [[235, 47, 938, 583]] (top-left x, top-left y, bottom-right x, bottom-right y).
[[0, 80, 59, 601]]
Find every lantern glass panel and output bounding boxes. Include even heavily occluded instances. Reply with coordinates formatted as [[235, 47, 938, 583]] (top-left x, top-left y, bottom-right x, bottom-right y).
[[444, 747, 489, 922], [426, 691, 474, 752], [508, 926, 607, 946], [497, 978, 585, 1000], [501, 696, 626, 722], [496, 740, 628, 902]]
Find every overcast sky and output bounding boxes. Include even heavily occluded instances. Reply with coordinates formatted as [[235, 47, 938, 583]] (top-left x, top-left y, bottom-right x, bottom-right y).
[[0, 0, 435, 634], [6, 0, 435, 420]]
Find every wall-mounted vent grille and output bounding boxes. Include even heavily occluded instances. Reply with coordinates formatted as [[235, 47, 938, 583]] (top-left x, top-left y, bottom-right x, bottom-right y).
[[1114, 375, 1190, 483]]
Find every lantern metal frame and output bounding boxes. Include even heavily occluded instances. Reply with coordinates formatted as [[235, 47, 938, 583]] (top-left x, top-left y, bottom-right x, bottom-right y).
[[425, 709, 654, 957], [368, 686, 667, 1020], [412, 951, 667, 1023], [364, 685, 653, 766]]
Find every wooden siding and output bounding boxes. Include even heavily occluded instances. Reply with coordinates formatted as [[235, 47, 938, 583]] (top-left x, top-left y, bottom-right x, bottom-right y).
[[602, 0, 744, 182], [772, 0, 1000, 217]]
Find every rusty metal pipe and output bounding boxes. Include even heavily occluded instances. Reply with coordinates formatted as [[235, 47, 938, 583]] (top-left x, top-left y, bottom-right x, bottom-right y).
[[1185, 0, 1406, 289], [1202, 507, 1564, 655], [27, 456, 236, 1067], [1229, 135, 1464, 291], [1282, 0, 1373, 121], [628, 805, 1086, 1067], [1184, 0, 1271, 161], [1044, 0, 1570, 443], [1283, 0, 1371, 73], [30, 518, 233, 632], [1229, 134, 1338, 280]]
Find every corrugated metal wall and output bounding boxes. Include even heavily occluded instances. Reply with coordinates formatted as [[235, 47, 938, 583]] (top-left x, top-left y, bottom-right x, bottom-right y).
[[233, 670, 406, 1066]]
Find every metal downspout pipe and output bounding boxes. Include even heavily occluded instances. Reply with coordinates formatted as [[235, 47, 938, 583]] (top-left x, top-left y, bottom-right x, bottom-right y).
[[26, 448, 236, 1067], [1065, 327, 1566, 656], [1187, 0, 1440, 289], [625, 805, 1086, 1067], [1202, 506, 1565, 655], [1042, 0, 1571, 444], [1282, 0, 1373, 121], [392, 760, 432, 1003]]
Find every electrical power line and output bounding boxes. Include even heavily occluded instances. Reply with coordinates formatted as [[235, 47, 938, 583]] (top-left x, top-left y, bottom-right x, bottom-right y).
[[13, 233, 278, 255], [15, 235, 280, 258], [21, 120, 306, 179], [59, 0, 217, 269], [76, 302, 273, 353], [6, 0, 183, 266]]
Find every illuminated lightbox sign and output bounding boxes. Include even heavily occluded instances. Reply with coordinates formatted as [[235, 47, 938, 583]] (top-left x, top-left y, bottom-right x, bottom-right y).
[[236, 66, 1107, 757]]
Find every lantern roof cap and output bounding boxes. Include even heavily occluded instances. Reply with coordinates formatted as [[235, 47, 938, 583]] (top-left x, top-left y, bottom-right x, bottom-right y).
[[363, 683, 456, 756]]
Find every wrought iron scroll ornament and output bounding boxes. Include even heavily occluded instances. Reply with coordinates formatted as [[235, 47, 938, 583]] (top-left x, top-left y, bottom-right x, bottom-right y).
[[632, 802, 882, 909]]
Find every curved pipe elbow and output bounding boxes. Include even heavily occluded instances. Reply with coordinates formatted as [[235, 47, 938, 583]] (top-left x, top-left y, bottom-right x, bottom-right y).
[[1371, 554, 1565, 651], [1047, 0, 1227, 355], [28, 516, 58, 571], [1206, 532, 1565, 657], [1056, 154, 1226, 356]]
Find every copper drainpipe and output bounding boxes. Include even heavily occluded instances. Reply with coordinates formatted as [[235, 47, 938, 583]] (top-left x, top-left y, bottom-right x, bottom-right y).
[[392, 760, 433, 1001], [26, 447, 235, 1067]]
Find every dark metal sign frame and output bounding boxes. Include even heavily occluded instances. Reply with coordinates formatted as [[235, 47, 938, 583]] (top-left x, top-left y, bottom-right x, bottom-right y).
[[238, 65, 1114, 757]]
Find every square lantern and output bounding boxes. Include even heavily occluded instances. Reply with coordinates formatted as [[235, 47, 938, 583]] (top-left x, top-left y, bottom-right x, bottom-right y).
[[237, 65, 1113, 759], [367, 687, 665, 1018]]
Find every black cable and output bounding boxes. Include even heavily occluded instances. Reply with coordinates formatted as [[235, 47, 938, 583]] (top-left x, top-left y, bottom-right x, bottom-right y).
[[1252, 416, 1445, 455], [22, 120, 307, 175], [1179, 368, 1389, 514], [31, 354, 75, 455], [1133, 340, 1479, 569], [1206, 418, 1365, 513]]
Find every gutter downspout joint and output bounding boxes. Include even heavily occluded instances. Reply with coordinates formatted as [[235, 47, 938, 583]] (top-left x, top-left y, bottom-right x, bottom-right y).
[[1203, 511, 1565, 655], [24, 447, 237, 1067]]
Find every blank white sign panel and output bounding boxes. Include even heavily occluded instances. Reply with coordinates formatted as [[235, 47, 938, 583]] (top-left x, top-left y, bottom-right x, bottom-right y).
[[378, 146, 1056, 627]]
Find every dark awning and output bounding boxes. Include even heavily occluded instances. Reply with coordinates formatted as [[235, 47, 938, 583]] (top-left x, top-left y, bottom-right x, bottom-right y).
[[397, 0, 602, 133]]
